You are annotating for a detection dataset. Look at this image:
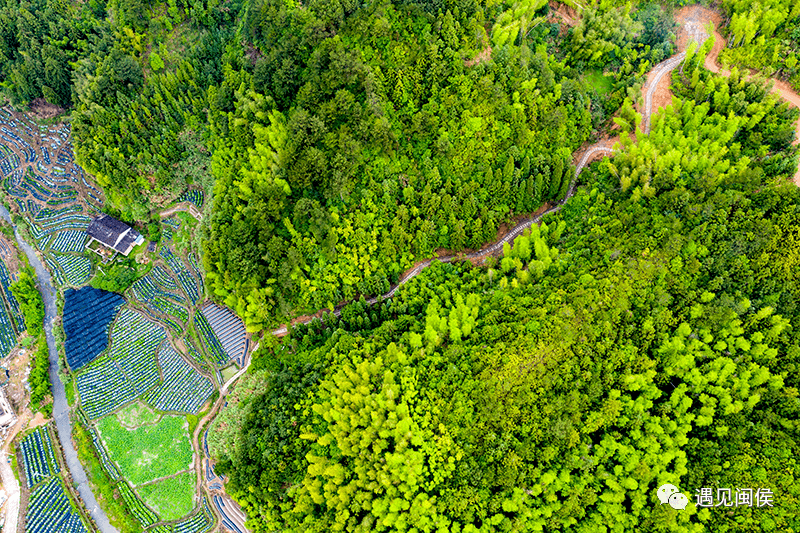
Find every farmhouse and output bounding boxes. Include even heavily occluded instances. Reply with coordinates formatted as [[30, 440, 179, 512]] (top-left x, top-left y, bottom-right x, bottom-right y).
[[85, 214, 144, 256]]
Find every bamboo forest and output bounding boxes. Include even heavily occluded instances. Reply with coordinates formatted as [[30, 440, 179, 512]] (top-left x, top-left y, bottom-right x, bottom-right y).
[[0, 0, 797, 532]]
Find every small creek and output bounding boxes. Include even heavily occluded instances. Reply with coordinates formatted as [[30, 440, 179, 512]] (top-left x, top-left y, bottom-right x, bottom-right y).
[[0, 205, 118, 533]]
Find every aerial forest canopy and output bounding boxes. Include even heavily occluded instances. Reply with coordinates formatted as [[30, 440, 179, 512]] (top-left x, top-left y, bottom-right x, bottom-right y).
[[0, 0, 675, 328], [719, 0, 800, 89], [2, 0, 800, 530], [208, 36, 800, 533]]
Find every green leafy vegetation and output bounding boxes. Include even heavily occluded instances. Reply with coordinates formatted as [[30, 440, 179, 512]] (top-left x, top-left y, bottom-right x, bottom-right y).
[[209, 37, 800, 532], [90, 258, 148, 294], [29, 336, 52, 416], [96, 413, 193, 486], [11, 267, 44, 337], [136, 471, 196, 521], [0, 0, 670, 329], [73, 418, 142, 533], [720, 0, 800, 90]]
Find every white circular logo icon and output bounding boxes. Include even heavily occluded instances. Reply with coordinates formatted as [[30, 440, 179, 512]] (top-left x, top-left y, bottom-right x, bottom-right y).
[[657, 483, 688, 510]]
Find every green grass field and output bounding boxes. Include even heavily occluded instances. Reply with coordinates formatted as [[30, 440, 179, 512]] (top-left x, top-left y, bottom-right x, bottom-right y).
[[584, 69, 614, 95], [137, 471, 196, 521], [220, 365, 238, 382], [114, 401, 161, 428], [97, 414, 193, 486]]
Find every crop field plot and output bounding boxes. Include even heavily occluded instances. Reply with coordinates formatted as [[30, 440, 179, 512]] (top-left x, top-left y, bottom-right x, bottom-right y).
[[63, 287, 125, 370], [145, 344, 214, 414], [87, 426, 120, 480], [171, 496, 214, 533], [0, 298, 17, 355], [161, 217, 180, 242], [130, 267, 189, 329], [200, 304, 247, 366], [111, 310, 166, 395], [76, 309, 166, 418], [44, 254, 65, 285], [19, 427, 60, 488], [0, 257, 25, 331], [77, 356, 137, 419], [193, 313, 227, 367], [0, 258, 21, 355], [184, 339, 213, 376], [53, 253, 91, 286], [187, 252, 202, 280], [136, 470, 196, 522], [160, 247, 200, 304], [49, 230, 87, 253], [118, 481, 158, 528], [24, 476, 87, 533], [178, 189, 204, 208], [96, 413, 193, 486]]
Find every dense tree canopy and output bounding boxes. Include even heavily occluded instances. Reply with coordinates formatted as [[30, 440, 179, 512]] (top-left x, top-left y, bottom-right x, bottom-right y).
[[720, 0, 800, 90], [209, 44, 800, 531], [2, 1, 800, 530]]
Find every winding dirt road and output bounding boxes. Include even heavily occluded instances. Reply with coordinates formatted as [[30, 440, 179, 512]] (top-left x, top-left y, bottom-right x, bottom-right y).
[[211, 9, 800, 532], [681, 5, 800, 185]]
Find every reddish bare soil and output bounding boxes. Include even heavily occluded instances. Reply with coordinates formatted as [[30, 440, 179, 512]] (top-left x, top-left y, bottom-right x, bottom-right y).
[[28, 98, 65, 120], [679, 5, 800, 185], [641, 65, 675, 126], [548, 1, 579, 28], [465, 45, 492, 67], [572, 136, 620, 168]]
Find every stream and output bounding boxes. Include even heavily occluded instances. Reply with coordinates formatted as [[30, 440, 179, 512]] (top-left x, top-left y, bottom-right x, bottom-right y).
[[0, 205, 117, 533]]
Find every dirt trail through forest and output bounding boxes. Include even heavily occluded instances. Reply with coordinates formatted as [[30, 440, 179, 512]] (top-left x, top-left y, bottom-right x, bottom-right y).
[[211, 10, 800, 531], [677, 5, 800, 185], [262, 15, 713, 335], [260, 8, 800, 340]]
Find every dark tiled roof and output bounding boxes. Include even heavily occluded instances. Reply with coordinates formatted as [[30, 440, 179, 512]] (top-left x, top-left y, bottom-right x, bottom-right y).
[[87, 214, 141, 255]]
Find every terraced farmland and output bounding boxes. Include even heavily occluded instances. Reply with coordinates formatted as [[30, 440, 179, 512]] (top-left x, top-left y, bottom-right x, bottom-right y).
[[19, 427, 60, 488], [0, 110, 102, 280], [0, 249, 25, 356], [53, 253, 91, 285], [49, 230, 86, 253], [178, 189, 204, 208], [137, 470, 196, 521], [171, 497, 214, 533], [200, 304, 247, 366], [130, 266, 189, 331], [193, 313, 227, 366], [63, 287, 125, 370], [118, 481, 158, 529], [0, 260, 20, 354], [96, 413, 192, 486], [0, 257, 24, 330], [160, 247, 200, 304], [145, 344, 214, 414], [76, 309, 166, 418], [24, 476, 88, 533], [87, 425, 120, 480]]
